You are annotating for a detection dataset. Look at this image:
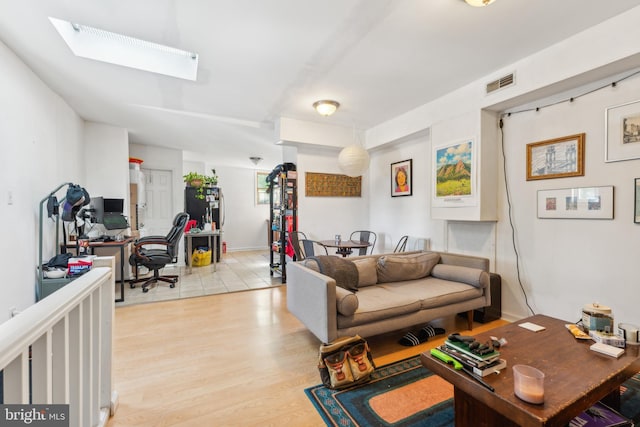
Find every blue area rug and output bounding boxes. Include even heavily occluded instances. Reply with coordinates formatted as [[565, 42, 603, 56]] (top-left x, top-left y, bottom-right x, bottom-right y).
[[305, 356, 640, 427]]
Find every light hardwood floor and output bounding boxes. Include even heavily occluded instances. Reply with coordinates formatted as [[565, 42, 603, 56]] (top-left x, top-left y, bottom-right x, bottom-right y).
[[108, 255, 507, 426]]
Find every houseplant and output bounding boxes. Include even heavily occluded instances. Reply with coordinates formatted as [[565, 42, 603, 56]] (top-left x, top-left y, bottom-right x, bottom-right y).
[[183, 170, 218, 199]]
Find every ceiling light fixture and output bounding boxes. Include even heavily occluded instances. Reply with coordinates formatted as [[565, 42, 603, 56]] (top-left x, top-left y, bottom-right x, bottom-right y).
[[249, 156, 263, 165], [49, 17, 199, 81], [464, 0, 496, 7], [313, 100, 340, 116]]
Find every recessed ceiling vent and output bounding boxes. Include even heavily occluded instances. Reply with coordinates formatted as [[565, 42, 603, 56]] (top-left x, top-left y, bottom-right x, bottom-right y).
[[486, 73, 515, 94]]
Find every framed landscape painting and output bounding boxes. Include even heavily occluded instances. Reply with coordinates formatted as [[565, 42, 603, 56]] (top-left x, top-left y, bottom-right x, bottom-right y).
[[433, 138, 475, 207], [391, 159, 412, 197]]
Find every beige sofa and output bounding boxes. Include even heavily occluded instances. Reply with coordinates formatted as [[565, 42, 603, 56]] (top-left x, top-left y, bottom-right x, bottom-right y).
[[286, 251, 493, 343]]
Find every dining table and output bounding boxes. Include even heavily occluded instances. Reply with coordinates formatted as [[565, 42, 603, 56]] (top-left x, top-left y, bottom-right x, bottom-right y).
[[319, 239, 371, 257]]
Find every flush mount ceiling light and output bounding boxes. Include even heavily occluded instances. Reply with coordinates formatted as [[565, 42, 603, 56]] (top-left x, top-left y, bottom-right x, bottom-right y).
[[464, 0, 496, 6], [313, 100, 340, 116], [49, 17, 199, 81], [249, 156, 263, 165]]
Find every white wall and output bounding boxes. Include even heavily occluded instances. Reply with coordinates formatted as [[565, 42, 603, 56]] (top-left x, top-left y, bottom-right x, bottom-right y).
[[84, 123, 130, 213], [496, 74, 640, 325], [369, 133, 445, 253], [295, 146, 371, 249], [0, 40, 85, 322]]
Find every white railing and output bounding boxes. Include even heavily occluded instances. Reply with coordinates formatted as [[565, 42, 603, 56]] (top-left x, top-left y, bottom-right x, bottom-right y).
[[0, 259, 116, 427]]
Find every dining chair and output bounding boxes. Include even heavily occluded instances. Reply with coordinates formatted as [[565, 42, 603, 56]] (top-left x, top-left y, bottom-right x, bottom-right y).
[[394, 235, 409, 253], [300, 239, 328, 258], [349, 230, 377, 255], [289, 231, 307, 261], [395, 236, 430, 252]]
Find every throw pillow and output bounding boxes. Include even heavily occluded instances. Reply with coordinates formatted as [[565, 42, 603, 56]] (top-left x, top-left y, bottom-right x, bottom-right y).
[[376, 252, 440, 283], [431, 264, 486, 288], [310, 255, 359, 292], [352, 258, 378, 287]]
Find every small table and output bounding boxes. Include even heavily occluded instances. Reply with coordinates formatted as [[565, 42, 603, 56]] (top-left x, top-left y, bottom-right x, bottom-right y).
[[319, 239, 371, 257], [420, 314, 640, 427], [185, 229, 221, 274], [62, 237, 134, 303]]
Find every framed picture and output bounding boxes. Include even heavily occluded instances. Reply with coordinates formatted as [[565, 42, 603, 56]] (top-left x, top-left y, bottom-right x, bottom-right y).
[[537, 186, 614, 219], [526, 133, 585, 180], [256, 171, 270, 205], [391, 159, 412, 197], [433, 138, 476, 207], [605, 99, 640, 162], [635, 179, 640, 223]]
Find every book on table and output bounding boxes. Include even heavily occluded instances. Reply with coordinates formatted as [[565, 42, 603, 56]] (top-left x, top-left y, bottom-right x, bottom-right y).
[[438, 345, 506, 376], [443, 339, 501, 365]]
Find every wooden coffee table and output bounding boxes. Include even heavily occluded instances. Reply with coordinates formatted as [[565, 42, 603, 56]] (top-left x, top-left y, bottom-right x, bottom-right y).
[[421, 314, 640, 427]]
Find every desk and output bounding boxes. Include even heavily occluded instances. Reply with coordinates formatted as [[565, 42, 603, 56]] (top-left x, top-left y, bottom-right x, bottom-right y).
[[420, 314, 640, 427], [62, 237, 134, 303], [185, 230, 221, 274], [319, 239, 371, 257]]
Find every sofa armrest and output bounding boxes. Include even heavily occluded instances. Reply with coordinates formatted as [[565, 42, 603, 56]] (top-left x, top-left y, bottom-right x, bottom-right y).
[[438, 252, 489, 271], [286, 262, 338, 343]]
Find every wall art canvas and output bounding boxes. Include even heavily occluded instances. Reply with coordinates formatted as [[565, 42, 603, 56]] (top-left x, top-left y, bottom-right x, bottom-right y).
[[391, 159, 412, 197], [433, 138, 475, 207]]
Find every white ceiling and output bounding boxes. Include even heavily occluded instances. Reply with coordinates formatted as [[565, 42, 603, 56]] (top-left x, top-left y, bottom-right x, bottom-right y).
[[1, 1, 638, 167]]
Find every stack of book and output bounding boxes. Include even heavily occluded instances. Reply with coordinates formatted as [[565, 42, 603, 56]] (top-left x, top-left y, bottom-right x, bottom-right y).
[[441, 339, 506, 377]]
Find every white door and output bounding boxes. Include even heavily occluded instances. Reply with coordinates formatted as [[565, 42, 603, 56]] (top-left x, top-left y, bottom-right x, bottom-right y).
[[140, 169, 173, 237]]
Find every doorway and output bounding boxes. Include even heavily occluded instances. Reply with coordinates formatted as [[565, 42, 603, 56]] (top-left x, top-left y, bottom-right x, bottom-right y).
[[140, 168, 174, 237]]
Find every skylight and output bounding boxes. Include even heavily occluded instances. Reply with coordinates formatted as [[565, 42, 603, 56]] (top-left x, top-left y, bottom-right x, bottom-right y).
[[49, 17, 198, 81]]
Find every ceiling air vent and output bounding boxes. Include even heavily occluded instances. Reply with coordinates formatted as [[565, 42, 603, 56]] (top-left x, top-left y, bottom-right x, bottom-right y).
[[486, 73, 515, 94]]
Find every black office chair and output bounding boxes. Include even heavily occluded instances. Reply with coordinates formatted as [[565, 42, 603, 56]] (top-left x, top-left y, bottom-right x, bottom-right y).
[[349, 230, 377, 255], [289, 231, 308, 261], [129, 212, 189, 293], [300, 239, 328, 258]]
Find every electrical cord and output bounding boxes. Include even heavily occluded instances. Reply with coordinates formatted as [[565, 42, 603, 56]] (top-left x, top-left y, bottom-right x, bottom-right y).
[[498, 118, 535, 316]]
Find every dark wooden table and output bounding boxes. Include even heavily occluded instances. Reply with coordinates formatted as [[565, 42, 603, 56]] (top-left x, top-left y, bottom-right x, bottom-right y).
[[421, 314, 640, 427], [319, 239, 371, 257]]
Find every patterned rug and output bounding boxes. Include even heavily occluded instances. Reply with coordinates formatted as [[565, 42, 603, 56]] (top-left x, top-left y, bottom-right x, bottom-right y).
[[305, 356, 640, 427]]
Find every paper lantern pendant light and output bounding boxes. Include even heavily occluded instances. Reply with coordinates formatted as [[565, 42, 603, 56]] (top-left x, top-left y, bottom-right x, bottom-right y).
[[338, 145, 370, 177]]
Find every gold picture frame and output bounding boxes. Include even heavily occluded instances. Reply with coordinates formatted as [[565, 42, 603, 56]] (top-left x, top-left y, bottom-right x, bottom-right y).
[[526, 133, 585, 181]]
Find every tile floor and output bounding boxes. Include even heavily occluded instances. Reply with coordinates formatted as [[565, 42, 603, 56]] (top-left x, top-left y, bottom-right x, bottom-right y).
[[116, 250, 284, 307]]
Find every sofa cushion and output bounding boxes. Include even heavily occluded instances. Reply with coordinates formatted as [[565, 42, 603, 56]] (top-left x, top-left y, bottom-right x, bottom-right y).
[[337, 286, 422, 328], [431, 264, 486, 288], [335, 287, 359, 316], [352, 258, 378, 287], [380, 277, 484, 310], [376, 252, 440, 283]]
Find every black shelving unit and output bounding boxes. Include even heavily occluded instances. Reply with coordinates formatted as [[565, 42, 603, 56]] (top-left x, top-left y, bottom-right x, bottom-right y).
[[267, 163, 297, 283]]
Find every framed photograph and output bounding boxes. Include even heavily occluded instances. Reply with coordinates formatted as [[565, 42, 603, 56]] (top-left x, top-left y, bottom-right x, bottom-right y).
[[605, 99, 640, 162], [391, 159, 412, 197], [537, 186, 614, 219], [526, 133, 585, 180], [433, 138, 476, 207], [256, 171, 270, 205], [635, 179, 640, 223]]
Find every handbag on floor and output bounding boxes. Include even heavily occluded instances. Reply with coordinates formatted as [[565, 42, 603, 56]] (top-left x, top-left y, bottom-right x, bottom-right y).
[[318, 335, 375, 390]]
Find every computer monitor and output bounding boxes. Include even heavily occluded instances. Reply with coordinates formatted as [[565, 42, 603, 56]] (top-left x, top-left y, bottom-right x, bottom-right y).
[[104, 198, 124, 214], [89, 196, 104, 223]]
